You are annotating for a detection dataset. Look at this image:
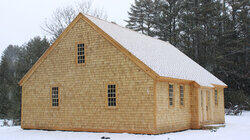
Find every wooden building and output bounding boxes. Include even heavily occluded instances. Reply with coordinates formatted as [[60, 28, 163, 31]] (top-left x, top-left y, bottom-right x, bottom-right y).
[[19, 13, 227, 134]]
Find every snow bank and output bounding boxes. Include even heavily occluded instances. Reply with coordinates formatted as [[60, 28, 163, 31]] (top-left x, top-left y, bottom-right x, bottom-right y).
[[1, 111, 249, 140]]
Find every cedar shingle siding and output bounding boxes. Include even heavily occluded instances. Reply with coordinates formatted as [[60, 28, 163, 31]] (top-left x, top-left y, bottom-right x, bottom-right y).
[[20, 14, 226, 134]]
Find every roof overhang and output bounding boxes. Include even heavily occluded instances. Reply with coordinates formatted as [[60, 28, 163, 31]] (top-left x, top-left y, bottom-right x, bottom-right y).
[[156, 76, 227, 89], [19, 13, 228, 90]]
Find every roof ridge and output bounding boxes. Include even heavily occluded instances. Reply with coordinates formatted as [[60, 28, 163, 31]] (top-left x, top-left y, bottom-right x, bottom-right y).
[[83, 13, 171, 47], [84, 13, 226, 87], [19, 13, 227, 87]]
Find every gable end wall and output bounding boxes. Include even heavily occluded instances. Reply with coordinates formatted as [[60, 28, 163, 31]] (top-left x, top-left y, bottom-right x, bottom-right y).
[[21, 19, 156, 133]]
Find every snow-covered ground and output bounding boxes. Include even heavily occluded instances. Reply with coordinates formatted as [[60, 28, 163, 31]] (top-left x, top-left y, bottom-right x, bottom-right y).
[[1, 111, 249, 140]]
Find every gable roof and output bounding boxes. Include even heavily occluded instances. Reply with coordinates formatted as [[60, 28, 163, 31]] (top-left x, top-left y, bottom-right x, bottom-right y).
[[85, 15, 226, 87], [19, 13, 226, 88]]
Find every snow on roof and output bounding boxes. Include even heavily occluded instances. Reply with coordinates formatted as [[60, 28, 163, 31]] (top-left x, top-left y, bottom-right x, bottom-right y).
[[85, 15, 226, 87]]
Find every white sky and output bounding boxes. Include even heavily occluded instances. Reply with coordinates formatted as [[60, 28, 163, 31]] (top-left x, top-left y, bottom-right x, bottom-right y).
[[0, 0, 134, 57]]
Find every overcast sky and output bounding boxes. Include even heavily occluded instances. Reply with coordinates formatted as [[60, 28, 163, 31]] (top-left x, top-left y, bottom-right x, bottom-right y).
[[0, 0, 134, 57]]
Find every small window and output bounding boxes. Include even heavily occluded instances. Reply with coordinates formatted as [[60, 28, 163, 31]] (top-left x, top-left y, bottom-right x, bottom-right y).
[[169, 84, 174, 106], [52, 87, 59, 106], [108, 85, 116, 107], [77, 43, 85, 64], [180, 85, 184, 106], [215, 89, 218, 105]]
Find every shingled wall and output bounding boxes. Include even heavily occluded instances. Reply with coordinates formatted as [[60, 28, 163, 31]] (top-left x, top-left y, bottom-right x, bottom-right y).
[[21, 19, 156, 133], [155, 82, 193, 133], [21, 16, 225, 134]]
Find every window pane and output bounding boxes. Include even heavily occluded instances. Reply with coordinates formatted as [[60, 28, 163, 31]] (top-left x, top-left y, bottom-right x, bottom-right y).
[[180, 85, 184, 106], [108, 85, 116, 107], [52, 87, 59, 107], [77, 43, 85, 64], [181, 100, 184, 105], [169, 84, 174, 106], [215, 89, 218, 105]]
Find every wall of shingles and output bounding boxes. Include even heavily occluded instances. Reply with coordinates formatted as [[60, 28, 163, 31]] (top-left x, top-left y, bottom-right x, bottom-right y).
[[21, 19, 156, 133], [155, 82, 192, 133]]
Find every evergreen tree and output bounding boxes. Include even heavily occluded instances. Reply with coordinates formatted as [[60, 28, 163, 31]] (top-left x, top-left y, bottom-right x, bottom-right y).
[[0, 45, 21, 119], [0, 88, 10, 118], [0, 58, 11, 119], [126, 0, 249, 109], [154, 0, 182, 46], [16, 36, 50, 81], [0, 37, 50, 120], [178, 0, 223, 70], [125, 0, 162, 36], [215, 0, 249, 108]]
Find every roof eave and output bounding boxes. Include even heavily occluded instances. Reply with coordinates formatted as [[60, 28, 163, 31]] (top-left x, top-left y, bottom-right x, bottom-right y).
[[211, 84, 228, 88], [157, 76, 228, 89], [157, 76, 194, 84]]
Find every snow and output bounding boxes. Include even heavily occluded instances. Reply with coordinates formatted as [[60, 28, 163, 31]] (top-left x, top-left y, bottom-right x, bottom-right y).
[[1, 111, 250, 140], [0, 119, 13, 126], [85, 15, 226, 87]]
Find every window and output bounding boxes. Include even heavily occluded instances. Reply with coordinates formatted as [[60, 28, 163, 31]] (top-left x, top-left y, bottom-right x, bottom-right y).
[[108, 85, 116, 107], [77, 43, 85, 64], [52, 87, 59, 107], [169, 84, 174, 106], [180, 85, 184, 106], [215, 89, 218, 105]]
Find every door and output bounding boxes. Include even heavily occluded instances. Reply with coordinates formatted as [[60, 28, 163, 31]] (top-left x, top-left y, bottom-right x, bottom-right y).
[[201, 90, 211, 124], [201, 90, 207, 122], [201, 90, 205, 122], [206, 90, 211, 121]]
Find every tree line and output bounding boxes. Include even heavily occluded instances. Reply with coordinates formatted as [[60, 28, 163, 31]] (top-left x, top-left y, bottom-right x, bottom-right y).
[[0, 0, 249, 120], [0, 37, 50, 119], [126, 0, 249, 109], [0, 0, 106, 120]]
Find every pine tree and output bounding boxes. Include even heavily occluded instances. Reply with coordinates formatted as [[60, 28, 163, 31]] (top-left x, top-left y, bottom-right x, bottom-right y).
[[0, 37, 50, 120], [178, 0, 223, 70], [125, 0, 249, 109], [0, 58, 11, 119], [215, 0, 249, 108], [154, 0, 182, 46], [0, 88, 10, 118], [16, 36, 50, 81], [125, 0, 162, 36], [0, 45, 21, 119]]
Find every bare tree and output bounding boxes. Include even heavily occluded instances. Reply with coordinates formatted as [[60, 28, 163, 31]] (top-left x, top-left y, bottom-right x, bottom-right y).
[[42, 0, 107, 39]]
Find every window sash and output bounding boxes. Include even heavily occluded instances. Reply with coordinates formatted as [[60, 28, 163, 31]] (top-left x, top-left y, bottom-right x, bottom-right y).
[[77, 44, 85, 64], [108, 85, 116, 107], [52, 87, 59, 106], [180, 85, 184, 106], [215, 89, 218, 105], [169, 84, 174, 106]]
